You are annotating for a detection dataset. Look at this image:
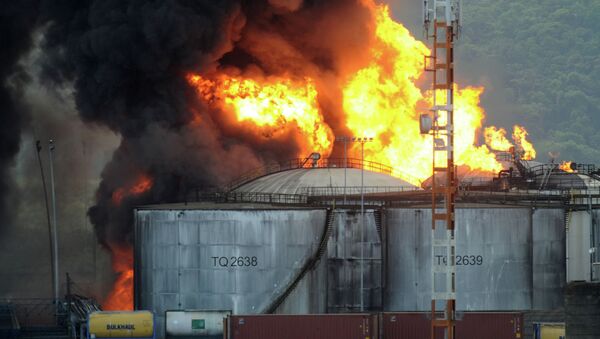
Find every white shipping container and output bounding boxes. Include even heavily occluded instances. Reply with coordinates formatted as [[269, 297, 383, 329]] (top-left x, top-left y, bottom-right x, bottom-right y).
[[165, 310, 230, 337]]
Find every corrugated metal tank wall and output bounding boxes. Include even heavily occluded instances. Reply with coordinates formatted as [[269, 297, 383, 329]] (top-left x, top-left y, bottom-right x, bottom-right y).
[[566, 209, 600, 282], [532, 208, 565, 309], [274, 252, 328, 314], [384, 207, 565, 311], [567, 211, 592, 282], [134, 208, 328, 338], [565, 281, 600, 338], [327, 210, 381, 312], [134, 205, 566, 339]]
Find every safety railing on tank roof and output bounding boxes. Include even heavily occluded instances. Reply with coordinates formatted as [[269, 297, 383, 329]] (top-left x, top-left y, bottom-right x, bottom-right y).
[[223, 157, 396, 192], [301, 185, 422, 196], [541, 177, 600, 190], [494, 151, 515, 162], [183, 190, 308, 204], [224, 191, 308, 204], [521, 166, 600, 190], [457, 187, 600, 209], [526, 163, 598, 177], [422, 176, 498, 189], [184, 183, 600, 208]]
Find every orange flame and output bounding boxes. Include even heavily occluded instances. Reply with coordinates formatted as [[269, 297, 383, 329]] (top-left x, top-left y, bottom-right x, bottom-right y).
[[104, 174, 151, 309], [342, 4, 503, 183], [484, 124, 537, 161], [186, 0, 537, 185], [512, 125, 536, 160], [102, 245, 133, 311], [484, 126, 512, 152], [559, 161, 574, 173], [187, 74, 333, 156], [112, 174, 153, 205]]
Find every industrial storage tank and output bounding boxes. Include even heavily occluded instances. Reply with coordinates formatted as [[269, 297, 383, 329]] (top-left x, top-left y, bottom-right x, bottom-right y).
[[385, 207, 565, 311], [88, 311, 154, 339], [233, 167, 416, 195], [165, 310, 230, 339], [134, 207, 329, 337], [134, 157, 581, 338]]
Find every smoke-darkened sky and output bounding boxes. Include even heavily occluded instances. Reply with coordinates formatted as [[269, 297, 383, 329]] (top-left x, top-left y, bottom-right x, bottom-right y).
[[0, 0, 378, 299]]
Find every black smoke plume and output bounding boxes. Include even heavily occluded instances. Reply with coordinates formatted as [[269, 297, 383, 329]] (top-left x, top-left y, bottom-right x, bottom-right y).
[[39, 0, 258, 247], [4, 0, 374, 251], [0, 1, 41, 232], [37, 0, 374, 249]]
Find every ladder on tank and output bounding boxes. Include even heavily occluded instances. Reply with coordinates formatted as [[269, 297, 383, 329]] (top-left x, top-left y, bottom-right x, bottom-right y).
[[423, 1, 461, 339]]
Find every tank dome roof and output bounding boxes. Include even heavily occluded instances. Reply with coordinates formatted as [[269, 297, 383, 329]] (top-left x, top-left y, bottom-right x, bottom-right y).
[[233, 167, 417, 195]]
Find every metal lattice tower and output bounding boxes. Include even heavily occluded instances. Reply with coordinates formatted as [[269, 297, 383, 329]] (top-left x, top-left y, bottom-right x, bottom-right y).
[[423, 1, 461, 339]]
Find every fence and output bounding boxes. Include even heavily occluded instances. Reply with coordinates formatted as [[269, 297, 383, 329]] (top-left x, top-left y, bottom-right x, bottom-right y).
[[0, 299, 65, 327]]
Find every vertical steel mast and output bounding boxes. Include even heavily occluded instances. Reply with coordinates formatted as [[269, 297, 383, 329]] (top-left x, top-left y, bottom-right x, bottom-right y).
[[423, 1, 461, 339]]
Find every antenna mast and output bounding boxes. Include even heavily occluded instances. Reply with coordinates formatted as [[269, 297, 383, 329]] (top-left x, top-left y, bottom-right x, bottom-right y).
[[423, 1, 461, 339]]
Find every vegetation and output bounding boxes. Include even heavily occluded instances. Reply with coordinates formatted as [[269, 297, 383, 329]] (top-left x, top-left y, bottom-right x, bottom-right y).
[[460, 0, 600, 163]]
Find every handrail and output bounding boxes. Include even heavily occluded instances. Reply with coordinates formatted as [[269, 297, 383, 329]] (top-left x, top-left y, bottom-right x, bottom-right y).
[[526, 163, 598, 177], [182, 186, 600, 210], [300, 186, 421, 196], [224, 157, 397, 192]]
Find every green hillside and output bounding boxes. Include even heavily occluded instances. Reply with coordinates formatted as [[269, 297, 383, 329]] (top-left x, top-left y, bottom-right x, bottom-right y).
[[460, 0, 600, 163]]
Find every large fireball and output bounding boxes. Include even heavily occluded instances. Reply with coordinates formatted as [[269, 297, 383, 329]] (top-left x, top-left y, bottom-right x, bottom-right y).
[[187, 0, 535, 186]]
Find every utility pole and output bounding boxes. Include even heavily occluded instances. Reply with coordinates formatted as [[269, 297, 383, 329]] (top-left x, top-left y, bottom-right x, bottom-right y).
[[422, 1, 461, 338], [48, 139, 60, 312], [334, 136, 350, 204], [36, 141, 56, 304]]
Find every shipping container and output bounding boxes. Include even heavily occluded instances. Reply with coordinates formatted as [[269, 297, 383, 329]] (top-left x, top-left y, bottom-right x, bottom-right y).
[[166, 310, 230, 339], [88, 311, 154, 339], [382, 313, 436, 338], [533, 322, 565, 339], [226, 314, 378, 339], [382, 312, 522, 339]]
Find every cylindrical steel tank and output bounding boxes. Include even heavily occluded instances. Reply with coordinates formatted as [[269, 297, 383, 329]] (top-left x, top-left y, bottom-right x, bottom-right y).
[[327, 210, 381, 312], [384, 207, 565, 311], [165, 310, 230, 339], [88, 311, 154, 339], [134, 208, 328, 338], [134, 168, 568, 339]]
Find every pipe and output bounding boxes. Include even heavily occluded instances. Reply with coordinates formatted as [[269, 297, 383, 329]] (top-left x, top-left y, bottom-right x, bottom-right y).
[[344, 139, 347, 205], [360, 141, 364, 312]]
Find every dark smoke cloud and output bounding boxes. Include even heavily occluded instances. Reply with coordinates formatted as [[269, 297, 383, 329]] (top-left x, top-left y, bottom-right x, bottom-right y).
[[39, 0, 243, 136], [35, 0, 255, 247], [1, 0, 376, 252], [0, 1, 41, 232], [3, 0, 497, 300], [88, 123, 264, 247], [221, 0, 373, 136], [0, 34, 119, 299], [32, 0, 377, 248]]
